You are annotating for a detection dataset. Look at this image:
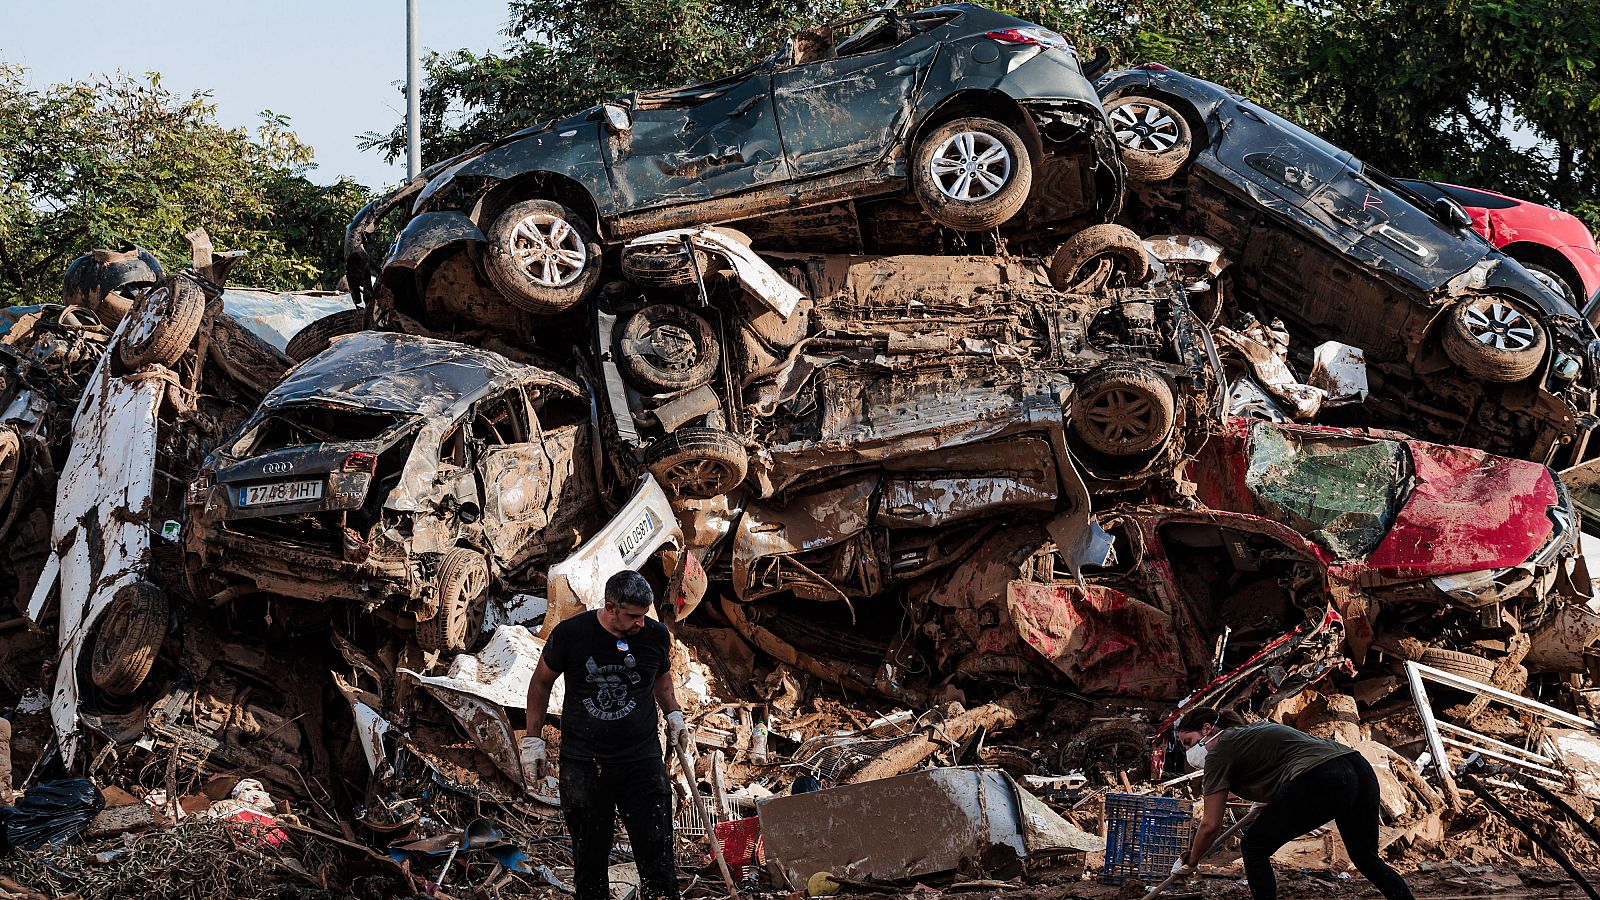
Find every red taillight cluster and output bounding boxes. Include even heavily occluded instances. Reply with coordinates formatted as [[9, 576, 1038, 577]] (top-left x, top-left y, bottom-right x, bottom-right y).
[[343, 451, 377, 473], [984, 27, 1073, 51]]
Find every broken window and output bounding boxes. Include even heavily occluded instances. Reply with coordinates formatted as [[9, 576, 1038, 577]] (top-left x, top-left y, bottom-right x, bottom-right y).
[[470, 389, 531, 446], [1243, 423, 1408, 558], [234, 405, 406, 455]]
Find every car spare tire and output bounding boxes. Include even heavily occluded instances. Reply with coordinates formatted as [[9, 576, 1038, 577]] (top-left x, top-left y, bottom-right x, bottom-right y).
[[284, 308, 367, 362], [1441, 294, 1546, 383], [91, 580, 169, 696], [911, 117, 1033, 232], [618, 304, 721, 392], [417, 548, 491, 653], [484, 199, 602, 314], [1419, 647, 1497, 683], [1104, 94, 1195, 183], [1049, 224, 1152, 292], [647, 427, 748, 500], [1071, 364, 1176, 456], [119, 276, 205, 370], [621, 242, 715, 289]]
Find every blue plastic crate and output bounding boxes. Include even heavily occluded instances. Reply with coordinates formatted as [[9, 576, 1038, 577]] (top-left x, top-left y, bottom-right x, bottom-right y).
[[1101, 793, 1194, 885]]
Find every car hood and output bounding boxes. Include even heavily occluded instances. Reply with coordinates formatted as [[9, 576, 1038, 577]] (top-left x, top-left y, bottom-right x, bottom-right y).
[[266, 331, 520, 420], [1365, 440, 1558, 578]]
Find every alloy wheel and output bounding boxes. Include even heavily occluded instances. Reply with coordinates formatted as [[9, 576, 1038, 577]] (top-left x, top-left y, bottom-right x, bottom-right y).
[[508, 213, 587, 287], [1110, 102, 1182, 153], [1463, 299, 1538, 351], [928, 131, 1013, 201]]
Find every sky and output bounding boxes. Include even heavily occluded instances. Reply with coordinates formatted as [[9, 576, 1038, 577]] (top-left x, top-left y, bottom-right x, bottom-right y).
[[2, 0, 510, 191]]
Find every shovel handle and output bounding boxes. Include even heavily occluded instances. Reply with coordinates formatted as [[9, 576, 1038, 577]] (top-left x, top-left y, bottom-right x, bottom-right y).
[[676, 744, 743, 900], [1138, 806, 1260, 900]]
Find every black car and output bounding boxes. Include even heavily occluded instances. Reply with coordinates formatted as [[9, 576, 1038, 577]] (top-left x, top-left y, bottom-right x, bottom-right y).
[[347, 3, 1124, 322], [1094, 64, 1599, 464]]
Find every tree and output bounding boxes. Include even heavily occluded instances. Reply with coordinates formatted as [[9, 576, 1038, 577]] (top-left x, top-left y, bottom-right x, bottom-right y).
[[0, 66, 372, 305]]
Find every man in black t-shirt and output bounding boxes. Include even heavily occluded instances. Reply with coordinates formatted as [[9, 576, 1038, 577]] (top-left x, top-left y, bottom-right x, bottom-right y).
[[523, 571, 688, 900]]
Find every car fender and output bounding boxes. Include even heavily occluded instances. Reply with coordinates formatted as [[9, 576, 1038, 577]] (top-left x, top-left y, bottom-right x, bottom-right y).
[[430, 121, 614, 220], [544, 474, 686, 633], [382, 211, 485, 271]]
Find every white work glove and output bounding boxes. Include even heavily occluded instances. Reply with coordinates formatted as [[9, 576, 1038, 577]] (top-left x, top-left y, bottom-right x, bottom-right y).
[[666, 710, 691, 754], [520, 736, 547, 788], [1171, 857, 1193, 875]]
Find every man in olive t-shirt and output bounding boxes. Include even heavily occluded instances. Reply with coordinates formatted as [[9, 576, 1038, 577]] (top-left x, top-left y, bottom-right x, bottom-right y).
[[1199, 721, 1355, 802]]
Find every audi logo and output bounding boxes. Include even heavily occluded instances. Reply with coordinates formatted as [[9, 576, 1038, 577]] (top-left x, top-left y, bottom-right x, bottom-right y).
[[262, 462, 293, 475]]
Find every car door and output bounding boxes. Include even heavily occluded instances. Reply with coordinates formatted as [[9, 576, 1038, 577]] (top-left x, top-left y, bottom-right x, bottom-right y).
[[471, 386, 551, 566], [603, 70, 789, 211], [770, 15, 936, 177]]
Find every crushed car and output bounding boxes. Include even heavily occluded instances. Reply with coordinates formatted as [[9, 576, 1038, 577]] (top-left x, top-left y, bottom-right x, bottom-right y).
[[346, 3, 1126, 320], [1095, 65, 1600, 465], [183, 331, 694, 652]]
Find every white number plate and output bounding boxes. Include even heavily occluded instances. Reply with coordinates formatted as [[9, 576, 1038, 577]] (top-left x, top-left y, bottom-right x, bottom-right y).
[[616, 508, 659, 561], [238, 479, 323, 507]]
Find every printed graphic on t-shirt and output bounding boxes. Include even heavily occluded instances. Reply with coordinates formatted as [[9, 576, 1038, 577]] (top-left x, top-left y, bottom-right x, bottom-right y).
[[583, 655, 642, 721]]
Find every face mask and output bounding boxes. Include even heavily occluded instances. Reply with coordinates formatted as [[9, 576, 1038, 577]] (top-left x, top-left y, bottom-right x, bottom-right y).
[[1185, 727, 1214, 770]]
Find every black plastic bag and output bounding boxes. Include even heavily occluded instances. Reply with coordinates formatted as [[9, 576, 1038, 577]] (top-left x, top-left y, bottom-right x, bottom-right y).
[[0, 778, 105, 851]]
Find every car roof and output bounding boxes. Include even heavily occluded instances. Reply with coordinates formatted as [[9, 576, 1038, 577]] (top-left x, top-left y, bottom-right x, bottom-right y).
[[262, 331, 528, 419]]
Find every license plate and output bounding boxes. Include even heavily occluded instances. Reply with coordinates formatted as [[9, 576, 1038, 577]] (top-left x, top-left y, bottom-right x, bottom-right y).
[[238, 479, 323, 507], [616, 508, 659, 561]]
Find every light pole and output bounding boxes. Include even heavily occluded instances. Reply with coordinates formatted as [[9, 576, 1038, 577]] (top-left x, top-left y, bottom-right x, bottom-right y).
[[406, 0, 421, 180]]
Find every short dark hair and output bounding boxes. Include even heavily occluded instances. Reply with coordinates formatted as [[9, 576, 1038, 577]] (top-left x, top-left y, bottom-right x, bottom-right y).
[[604, 570, 654, 610], [1177, 706, 1243, 733]]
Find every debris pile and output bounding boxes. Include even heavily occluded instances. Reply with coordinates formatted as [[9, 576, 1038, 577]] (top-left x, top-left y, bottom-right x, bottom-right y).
[[5, 4, 1600, 898]]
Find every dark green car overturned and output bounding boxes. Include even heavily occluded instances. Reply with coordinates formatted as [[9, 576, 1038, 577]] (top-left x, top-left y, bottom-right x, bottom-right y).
[[347, 3, 1125, 319]]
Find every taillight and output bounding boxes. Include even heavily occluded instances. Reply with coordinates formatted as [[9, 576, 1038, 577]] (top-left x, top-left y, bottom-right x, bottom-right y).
[[343, 451, 377, 473], [1136, 62, 1171, 71], [984, 27, 1073, 51]]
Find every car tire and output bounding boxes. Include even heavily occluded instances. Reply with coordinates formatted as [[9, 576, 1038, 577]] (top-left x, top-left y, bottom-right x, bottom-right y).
[[911, 117, 1033, 232], [621, 242, 715, 289], [1419, 647, 1497, 683], [284, 308, 367, 362], [118, 276, 205, 370], [484, 199, 602, 314], [1071, 364, 1176, 456], [1049, 224, 1153, 292], [91, 580, 169, 696], [618, 304, 722, 392], [1104, 94, 1194, 183], [1441, 294, 1546, 383], [417, 548, 490, 653], [646, 427, 748, 500], [1523, 262, 1580, 307]]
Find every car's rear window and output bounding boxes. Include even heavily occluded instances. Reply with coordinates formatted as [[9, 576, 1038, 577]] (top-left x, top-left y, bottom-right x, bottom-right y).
[[1244, 423, 1411, 558]]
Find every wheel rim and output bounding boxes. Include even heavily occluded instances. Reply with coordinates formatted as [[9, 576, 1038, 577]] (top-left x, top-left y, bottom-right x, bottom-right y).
[[666, 458, 734, 497], [125, 285, 168, 349], [1110, 102, 1181, 153], [507, 213, 587, 287], [929, 131, 1012, 201], [643, 322, 702, 372], [1462, 299, 1537, 351], [1085, 387, 1158, 446]]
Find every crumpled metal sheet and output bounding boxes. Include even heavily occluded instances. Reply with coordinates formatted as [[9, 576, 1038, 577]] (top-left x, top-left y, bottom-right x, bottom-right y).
[[1368, 441, 1557, 577], [1006, 581, 1186, 698], [1244, 421, 1407, 559], [626, 226, 805, 319], [400, 624, 564, 713], [545, 475, 687, 629]]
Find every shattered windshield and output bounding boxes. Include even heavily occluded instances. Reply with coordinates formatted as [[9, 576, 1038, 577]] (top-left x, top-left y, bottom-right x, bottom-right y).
[[233, 405, 412, 456], [1244, 423, 1411, 558]]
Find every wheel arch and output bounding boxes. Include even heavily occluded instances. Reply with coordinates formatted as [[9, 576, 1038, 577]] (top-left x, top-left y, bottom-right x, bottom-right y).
[[475, 172, 605, 241], [908, 89, 1044, 170], [1098, 85, 1213, 153], [1500, 241, 1586, 304]]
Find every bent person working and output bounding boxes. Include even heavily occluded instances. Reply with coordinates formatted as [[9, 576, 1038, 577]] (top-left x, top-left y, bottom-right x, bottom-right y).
[[1174, 707, 1415, 900]]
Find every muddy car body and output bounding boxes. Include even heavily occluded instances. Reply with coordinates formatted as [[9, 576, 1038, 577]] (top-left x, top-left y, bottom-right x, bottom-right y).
[[1096, 66, 1599, 464], [348, 4, 1124, 321], [185, 331, 625, 649]]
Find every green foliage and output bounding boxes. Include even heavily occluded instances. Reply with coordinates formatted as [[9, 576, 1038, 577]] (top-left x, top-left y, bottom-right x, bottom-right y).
[[0, 67, 373, 305]]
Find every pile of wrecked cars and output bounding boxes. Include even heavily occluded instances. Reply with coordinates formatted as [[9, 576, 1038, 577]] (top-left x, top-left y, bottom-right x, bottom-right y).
[[6, 2, 1600, 895]]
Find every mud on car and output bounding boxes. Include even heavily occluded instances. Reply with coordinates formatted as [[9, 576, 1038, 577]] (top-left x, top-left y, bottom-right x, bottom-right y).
[[346, 3, 1125, 323], [1095, 65, 1600, 465], [184, 331, 642, 651]]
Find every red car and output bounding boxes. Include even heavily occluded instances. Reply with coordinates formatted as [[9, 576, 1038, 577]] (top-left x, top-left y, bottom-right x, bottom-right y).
[[1400, 178, 1600, 313]]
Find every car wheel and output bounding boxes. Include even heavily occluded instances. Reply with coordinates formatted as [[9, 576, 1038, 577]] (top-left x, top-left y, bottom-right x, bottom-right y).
[[118, 276, 206, 370], [284, 308, 367, 362], [621, 242, 715, 289], [911, 117, 1033, 232], [91, 580, 169, 696], [618, 304, 722, 392], [417, 548, 491, 653], [484, 199, 602, 314], [1441, 294, 1546, 383], [1523, 262, 1580, 307], [1419, 647, 1497, 682], [1071, 364, 1176, 456], [1049, 224, 1153, 292], [1105, 94, 1194, 183], [647, 427, 748, 500]]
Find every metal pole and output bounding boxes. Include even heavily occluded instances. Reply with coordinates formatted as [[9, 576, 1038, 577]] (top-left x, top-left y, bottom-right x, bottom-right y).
[[406, 0, 421, 180]]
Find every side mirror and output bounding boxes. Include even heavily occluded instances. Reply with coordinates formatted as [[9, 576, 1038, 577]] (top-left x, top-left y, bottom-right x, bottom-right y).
[[603, 103, 631, 134], [1434, 197, 1472, 229]]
